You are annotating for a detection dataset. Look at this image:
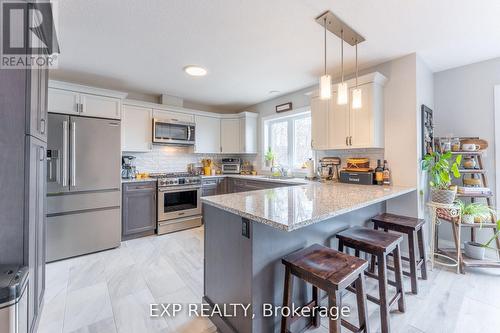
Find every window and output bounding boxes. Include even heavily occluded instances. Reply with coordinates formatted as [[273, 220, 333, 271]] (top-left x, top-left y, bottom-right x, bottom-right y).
[[264, 112, 312, 170]]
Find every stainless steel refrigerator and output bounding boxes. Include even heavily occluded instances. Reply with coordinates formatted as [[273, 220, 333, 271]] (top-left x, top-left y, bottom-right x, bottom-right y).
[[46, 114, 121, 262]]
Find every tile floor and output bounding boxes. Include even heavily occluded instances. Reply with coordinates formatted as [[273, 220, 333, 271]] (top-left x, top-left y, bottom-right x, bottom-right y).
[[38, 226, 500, 333]]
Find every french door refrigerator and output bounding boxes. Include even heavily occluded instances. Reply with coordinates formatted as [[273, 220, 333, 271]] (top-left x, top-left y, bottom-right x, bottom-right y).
[[46, 114, 121, 262]]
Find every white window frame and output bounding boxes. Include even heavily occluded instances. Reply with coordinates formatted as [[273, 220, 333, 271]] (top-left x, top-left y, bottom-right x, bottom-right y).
[[262, 106, 313, 172]]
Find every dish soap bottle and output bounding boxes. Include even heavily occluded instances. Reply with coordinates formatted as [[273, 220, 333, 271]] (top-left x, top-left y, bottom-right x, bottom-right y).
[[375, 159, 384, 185], [382, 160, 391, 185]]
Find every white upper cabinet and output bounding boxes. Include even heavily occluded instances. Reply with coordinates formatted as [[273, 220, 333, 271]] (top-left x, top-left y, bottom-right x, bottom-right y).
[[47, 81, 127, 120], [121, 105, 153, 152], [194, 115, 220, 154], [220, 118, 240, 153], [152, 109, 194, 123], [48, 88, 79, 115], [311, 72, 387, 150], [80, 93, 121, 119], [239, 113, 258, 154], [311, 95, 330, 150]]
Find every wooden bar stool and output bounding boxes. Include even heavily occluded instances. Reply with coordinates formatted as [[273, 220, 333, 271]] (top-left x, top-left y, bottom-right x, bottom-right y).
[[371, 213, 428, 294], [336, 227, 405, 333], [281, 244, 369, 333]]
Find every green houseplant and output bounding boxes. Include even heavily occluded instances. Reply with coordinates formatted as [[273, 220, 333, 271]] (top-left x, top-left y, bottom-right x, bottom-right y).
[[422, 151, 462, 204], [264, 147, 275, 168], [464, 219, 500, 260], [456, 200, 495, 224]]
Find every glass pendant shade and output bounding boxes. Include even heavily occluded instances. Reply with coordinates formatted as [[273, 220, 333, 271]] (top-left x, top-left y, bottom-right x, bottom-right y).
[[320, 75, 332, 100], [352, 88, 362, 109], [337, 82, 348, 105]]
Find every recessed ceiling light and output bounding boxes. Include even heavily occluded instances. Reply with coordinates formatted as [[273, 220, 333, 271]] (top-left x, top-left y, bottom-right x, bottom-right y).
[[183, 65, 207, 77]]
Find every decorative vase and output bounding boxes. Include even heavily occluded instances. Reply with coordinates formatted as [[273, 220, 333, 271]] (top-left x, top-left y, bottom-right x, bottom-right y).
[[462, 214, 474, 224], [430, 188, 456, 204], [464, 241, 485, 260]]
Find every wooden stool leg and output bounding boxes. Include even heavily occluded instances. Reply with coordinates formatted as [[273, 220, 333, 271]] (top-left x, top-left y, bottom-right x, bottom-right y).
[[328, 290, 342, 333], [355, 273, 370, 333], [338, 238, 344, 252], [312, 285, 320, 328], [417, 228, 428, 280], [407, 231, 419, 294], [281, 266, 293, 333], [393, 245, 406, 313], [369, 224, 379, 273], [377, 254, 391, 333]]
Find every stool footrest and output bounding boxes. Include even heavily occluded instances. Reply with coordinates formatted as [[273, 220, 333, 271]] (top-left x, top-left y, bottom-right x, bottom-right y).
[[341, 318, 364, 333], [287, 299, 318, 325]]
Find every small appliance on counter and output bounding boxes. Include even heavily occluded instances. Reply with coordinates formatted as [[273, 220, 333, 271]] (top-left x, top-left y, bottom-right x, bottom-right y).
[[318, 157, 341, 181], [221, 158, 241, 174], [0, 265, 29, 333], [121, 155, 137, 179], [339, 157, 375, 185]]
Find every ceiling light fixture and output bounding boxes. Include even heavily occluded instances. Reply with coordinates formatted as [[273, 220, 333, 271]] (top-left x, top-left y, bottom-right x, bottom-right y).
[[183, 65, 207, 77], [352, 41, 362, 109], [319, 17, 331, 100], [337, 29, 348, 105]]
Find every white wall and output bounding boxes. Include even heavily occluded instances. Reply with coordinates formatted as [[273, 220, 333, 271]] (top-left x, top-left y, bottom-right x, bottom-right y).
[[434, 57, 500, 207]]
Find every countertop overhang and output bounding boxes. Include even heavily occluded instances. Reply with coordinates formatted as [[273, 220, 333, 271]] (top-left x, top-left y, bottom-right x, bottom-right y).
[[201, 183, 416, 231]]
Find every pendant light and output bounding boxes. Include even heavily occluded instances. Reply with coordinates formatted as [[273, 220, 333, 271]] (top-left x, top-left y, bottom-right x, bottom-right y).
[[351, 41, 362, 109], [319, 17, 331, 100], [337, 29, 348, 105]]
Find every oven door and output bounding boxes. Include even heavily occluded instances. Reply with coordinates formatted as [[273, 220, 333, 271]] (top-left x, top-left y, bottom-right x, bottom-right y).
[[222, 164, 240, 174], [157, 185, 201, 221], [152, 119, 195, 145]]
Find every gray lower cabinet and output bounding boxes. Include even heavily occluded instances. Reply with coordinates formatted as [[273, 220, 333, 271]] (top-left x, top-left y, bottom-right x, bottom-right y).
[[202, 178, 224, 197], [122, 182, 157, 240]]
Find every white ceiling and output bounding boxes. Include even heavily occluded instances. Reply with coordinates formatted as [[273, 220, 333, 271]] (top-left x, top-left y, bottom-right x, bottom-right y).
[[52, 0, 500, 111]]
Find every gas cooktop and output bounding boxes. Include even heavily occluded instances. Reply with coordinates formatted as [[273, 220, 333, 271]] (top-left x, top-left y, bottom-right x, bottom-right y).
[[150, 172, 201, 187]]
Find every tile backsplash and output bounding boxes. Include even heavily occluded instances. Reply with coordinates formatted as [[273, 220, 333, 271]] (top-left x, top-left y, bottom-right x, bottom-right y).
[[315, 148, 385, 168], [123, 146, 257, 173]]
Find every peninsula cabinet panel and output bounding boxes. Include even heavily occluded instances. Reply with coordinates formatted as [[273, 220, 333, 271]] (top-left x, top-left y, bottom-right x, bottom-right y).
[[121, 105, 153, 152], [195, 115, 221, 153]]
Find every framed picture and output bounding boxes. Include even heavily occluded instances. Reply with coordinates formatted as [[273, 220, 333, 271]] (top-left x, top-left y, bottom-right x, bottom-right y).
[[421, 105, 434, 157]]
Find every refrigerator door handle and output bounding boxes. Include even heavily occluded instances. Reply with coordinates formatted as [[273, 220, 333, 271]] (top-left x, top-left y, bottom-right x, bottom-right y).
[[62, 120, 68, 187], [71, 121, 76, 187]]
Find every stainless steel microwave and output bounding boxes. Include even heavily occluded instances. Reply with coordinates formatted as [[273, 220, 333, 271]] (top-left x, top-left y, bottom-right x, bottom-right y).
[[152, 119, 196, 145]]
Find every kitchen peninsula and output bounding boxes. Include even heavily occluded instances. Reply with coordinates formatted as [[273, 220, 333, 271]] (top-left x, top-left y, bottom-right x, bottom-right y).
[[201, 183, 415, 333]]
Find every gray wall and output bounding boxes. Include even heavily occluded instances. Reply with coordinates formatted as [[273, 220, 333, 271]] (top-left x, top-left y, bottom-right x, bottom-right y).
[[434, 57, 500, 245], [434, 57, 500, 206]]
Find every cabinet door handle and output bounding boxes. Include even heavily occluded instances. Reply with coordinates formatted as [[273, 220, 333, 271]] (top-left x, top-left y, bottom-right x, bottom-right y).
[[345, 136, 348, 146], [349, 136, 352, 146], [71, 121, 76, 187]]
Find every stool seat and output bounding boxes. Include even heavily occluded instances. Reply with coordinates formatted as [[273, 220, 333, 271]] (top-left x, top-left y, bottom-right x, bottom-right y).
[[372, 213, 425, 231], [283, 243, 367, 290], [336, 227, 403, 254]]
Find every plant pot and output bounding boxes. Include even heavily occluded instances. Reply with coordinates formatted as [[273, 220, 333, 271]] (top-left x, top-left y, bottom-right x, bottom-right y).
[[462, 214, 475, 224], [464, 241, 485, 260], [430, 188, 456, 204], [265, 160, 271, 168]]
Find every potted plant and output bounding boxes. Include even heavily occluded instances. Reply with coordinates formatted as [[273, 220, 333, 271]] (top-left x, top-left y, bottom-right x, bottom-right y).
[[422, 151, 462, 204], [464, 219, 500, 260], [456, 200, 495, 224], [264, 147, 275, 168]]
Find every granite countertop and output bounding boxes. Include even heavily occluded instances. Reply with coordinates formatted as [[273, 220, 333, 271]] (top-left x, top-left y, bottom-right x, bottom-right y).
[[121, 178, 157, 183], [201, 183, 416, 232]]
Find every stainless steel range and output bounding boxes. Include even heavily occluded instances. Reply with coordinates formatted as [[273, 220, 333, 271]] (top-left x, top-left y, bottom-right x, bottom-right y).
[[150, 172, 202, 235]]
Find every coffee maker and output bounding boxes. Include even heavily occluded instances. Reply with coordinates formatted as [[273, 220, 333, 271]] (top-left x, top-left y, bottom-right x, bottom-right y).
[[121, 155, 137, 179], [318, 157, 341, 182]]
